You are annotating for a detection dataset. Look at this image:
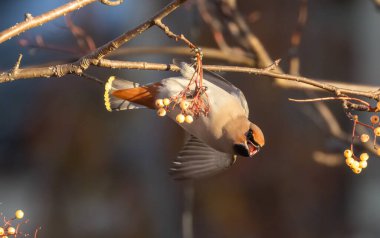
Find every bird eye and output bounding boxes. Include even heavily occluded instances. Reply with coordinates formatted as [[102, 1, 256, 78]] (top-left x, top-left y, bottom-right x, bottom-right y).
[[246, 129, 253, 140]]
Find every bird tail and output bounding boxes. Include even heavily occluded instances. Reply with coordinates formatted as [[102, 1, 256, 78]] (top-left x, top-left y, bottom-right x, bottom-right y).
[[104, 76, 161, 111]]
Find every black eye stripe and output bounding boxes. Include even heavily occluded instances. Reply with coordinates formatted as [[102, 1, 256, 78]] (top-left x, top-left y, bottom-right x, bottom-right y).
[[246, 129, 253, 140], [246, 129, 260, 147]]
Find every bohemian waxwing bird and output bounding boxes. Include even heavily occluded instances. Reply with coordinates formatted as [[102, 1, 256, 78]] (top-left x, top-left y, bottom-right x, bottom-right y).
[[104, 62, 265, 180]]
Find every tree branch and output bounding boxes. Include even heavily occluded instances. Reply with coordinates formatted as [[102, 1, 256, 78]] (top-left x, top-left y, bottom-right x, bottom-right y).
[[0, 0, 107, 44], [1, 58, 379, 103], [0, 0, 189, 78], [81, 0, 187, 65]]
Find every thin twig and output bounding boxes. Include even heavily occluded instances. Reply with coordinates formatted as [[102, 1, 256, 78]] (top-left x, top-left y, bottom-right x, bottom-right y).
[[154, 20, 197, 50], [289, 96, 370, 107], [81, 73, 104, 85], [0, 0, 99, 44], [11, 54, 23, 75]]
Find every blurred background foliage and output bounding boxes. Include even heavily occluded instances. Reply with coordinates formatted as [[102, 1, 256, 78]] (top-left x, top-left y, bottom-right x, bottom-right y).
[[1, 0, 380, 237]]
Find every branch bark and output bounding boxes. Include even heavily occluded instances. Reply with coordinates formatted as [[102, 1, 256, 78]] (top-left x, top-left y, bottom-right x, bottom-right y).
[[1, 59, 379, 102], [0, 0, 103, 44]]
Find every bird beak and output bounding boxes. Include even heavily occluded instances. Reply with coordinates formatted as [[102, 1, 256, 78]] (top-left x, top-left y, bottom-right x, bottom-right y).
[[234, 141, 260, 158]]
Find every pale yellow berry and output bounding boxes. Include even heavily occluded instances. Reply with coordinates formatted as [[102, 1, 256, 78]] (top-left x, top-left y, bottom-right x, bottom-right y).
[[0, 227, 4, 235], [371, 115, 380, 124], [180, 101, 190, 110], [377, 148, 380, 156], [185, 115, 193, 124], [359, 160, 368, 169], [360, 134, 370, 143], [374, 127, 380, 136], [351, 160, 359, 169], [352, 167, 362, 174], [7, 227, 16, 235], [176, 113, 185, 123], [346, 157, 354, 167], [3, 236, 8, 238], [360, 153, 369, 161], [344, 149, 352, 158], [15, 210, 24, 219], [163, 98, 171, 106], [155, 99, 164, 108], [157, 108, 166, 117], [353, 115, 359, 121]]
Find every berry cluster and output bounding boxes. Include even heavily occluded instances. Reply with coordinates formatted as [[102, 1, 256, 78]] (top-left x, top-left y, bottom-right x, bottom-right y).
[[0, 209, 32, 238], [344, 150, 368, 174], [344, 114, 380, 174], [155, 98, 194, 124]]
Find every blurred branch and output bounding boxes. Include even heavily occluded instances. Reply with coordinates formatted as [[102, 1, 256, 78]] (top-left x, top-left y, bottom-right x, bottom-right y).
[[205, 0, 279, 70], [182, 183, 194, 238], [110, 46, 255, 65], [0, 0, 112, 44], [373, 0, 380, 8], [289, 0, 308, 75]]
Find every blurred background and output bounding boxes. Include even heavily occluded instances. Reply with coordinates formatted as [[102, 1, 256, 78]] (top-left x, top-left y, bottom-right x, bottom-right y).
[[0, 0, 380, 237]]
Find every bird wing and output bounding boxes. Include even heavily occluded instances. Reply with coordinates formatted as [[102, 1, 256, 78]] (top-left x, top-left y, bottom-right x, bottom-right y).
[[170, 135, 237, 180], [178, 62, 249, 116]]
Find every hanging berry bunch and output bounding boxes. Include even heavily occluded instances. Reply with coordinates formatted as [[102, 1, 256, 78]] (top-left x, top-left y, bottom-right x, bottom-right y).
[[344, 107, 380, 174], [290, 95, 380, 174], [155, 97, 195, 124], [0, 209, 40, 238], [154, 49, 210, 123]]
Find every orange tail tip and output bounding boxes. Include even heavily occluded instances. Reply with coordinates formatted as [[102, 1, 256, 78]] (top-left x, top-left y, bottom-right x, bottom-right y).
[[104, 76, 145, 112]]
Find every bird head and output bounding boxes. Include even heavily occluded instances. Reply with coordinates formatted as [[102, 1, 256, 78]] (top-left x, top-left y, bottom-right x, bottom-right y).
[[232, 122, 265, 158]]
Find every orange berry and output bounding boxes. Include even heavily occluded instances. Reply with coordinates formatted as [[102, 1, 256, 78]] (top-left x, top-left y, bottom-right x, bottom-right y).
[[377, 148, 380, 156], [176, 113, 185, 123], [7, 227, 15, 235], [163, 98, 171, 106], [375, 127, 380, 136], [359, 160, 368, 169], [344, 149, 352, 158], [346, 157, 354, 167], [157, 108, 166, 117], [155, 99, 164, 108], [353, 115, 359, 121], [352, 167, 362, 174], [15, 210, 24, 219], [360, 153, 369, 161], [371, 115, 380, 124], [352, 160, 360, 169], [180, 101, 190, 110], [185, 115, 193, 124], [377, 102, 380, 111], [360, 134, 370, 143]]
